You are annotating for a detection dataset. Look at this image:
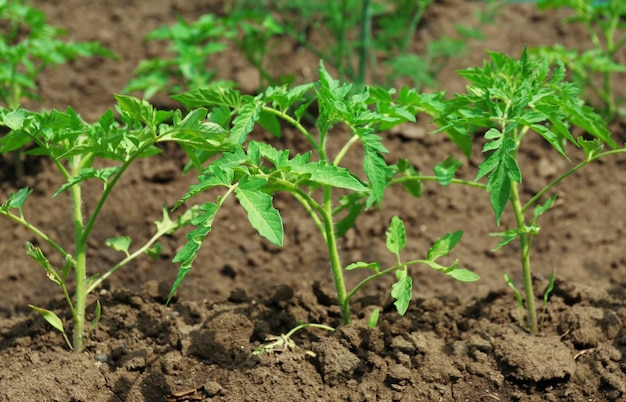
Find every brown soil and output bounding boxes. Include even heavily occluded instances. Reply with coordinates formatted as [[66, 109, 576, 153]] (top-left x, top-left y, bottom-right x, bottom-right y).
[[1, 0, 626, 401]]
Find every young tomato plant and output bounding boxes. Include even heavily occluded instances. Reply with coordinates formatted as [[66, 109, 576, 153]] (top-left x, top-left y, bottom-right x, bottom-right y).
[[0, 96, 232, 351], [532, 0, 626, 119], [168, 63, 478, 325], [435, 50, 626, 334]]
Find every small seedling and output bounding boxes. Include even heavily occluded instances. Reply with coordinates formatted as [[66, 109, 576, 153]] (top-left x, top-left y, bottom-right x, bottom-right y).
[[0, 96, 232, 351], [253, 323, 334, 356]]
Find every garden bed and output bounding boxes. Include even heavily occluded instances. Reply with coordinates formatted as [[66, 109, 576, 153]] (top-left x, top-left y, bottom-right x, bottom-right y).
[[1, 0, 625, 401]]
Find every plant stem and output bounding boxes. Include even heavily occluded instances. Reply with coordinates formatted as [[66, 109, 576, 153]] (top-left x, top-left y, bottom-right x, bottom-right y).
[[1, 212, 70, 258], [509, 179, 537, 333], [70, 157, 87, 352], [390, 175, 487, 190], [262, 106, 318, 151], [323, 186, 350, 324], [400, 0, 429, 55], [523, 148, 626, 213]]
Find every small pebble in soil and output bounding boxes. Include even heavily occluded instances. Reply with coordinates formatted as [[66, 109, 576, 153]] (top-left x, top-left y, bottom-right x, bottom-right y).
[[203, 381, 223, 397]]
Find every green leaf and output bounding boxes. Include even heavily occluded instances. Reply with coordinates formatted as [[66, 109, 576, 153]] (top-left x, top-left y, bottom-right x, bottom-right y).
[[26, 242, 62, 285], [488, 166, 511, 225], [3, 109, 27, 130], [446, 268, 479, 282], [29, 305, 71, 349], [145, 242, 163, 260], [235, 176, 284, 247], [28, 305, 65, 333], [433, 156, 462, 186], [578, 137, 604, 161], [490, 229, 519, 252], [391, 269, 412, 316], [334, 195, 365, 237], [386, 216, 406, 256], [478, 137, 521, 225], [231, 100, 263, 144], [257, 109, 281, 138], [114, 94, 159, 128], [543, 269, 556, 307], [345, 261, 380, 272], [427, 231, 463, 261], [289, 161, 368, 192], [395, 159, 423, 198], [367, 308, 380, 329], [105, 237, 131, 256], [155, 204, 199, 235], [173, 86, 242, 109], [1, 187, 33, 211], [363, 147, 388, 206], [533, 195, 557, 222], [169, 202, 219, 303]]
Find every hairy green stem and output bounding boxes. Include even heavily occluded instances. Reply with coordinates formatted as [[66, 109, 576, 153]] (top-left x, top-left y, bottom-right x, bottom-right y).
[[523, 148, 626, 213], [509, 179, 537, 333], [1, 211, 70, 258], [390, 175, 487, 190], [323, 186, 350, 323], [262, 106, 320, 157], [70, 157, 87, 352]]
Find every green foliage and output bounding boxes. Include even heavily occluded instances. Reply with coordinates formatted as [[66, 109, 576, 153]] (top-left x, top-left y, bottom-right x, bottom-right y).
[[123, 14, 236, 99], [436, 49, 626, 333], [533, 0, 626, 118], [126, 0, 499, 101], [169, 63, 477, 323], [0, 0, 115, 108], [0, 96, 230, 351]]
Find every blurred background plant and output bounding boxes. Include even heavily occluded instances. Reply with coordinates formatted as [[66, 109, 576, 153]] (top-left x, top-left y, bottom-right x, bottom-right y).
[[0, 0, 115, 182], [0, 0, 115, 109], [125, 0, 503, 100], [531, 0, 626, 120], [122, 13, 238, 100]]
